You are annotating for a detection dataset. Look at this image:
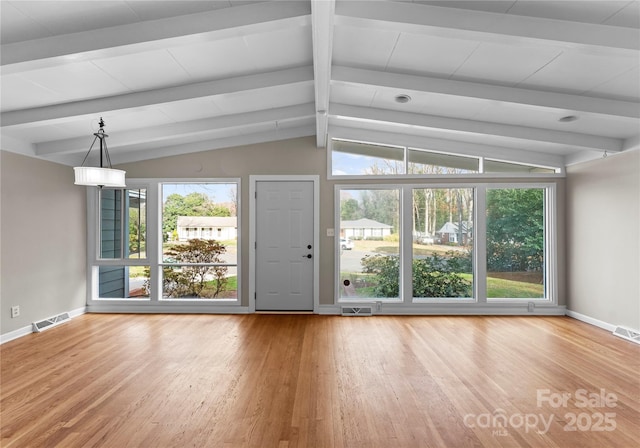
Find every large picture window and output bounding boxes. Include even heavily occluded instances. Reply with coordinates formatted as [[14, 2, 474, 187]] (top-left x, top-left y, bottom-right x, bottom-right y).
[[336, 183, 554, 306], [89, 179, 240, 306], [160, 183, 238, 300]]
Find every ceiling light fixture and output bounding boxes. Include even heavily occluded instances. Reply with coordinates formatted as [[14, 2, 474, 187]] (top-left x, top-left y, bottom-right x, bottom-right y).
[[559, 115, 579, 123], [74, 118, 126, 188], [395, 94, 412, 104]]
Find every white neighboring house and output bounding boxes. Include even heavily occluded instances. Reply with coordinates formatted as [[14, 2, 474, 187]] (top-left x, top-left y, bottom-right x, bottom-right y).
[[176, 216, 237, 241], [341, 218, 393, 239]]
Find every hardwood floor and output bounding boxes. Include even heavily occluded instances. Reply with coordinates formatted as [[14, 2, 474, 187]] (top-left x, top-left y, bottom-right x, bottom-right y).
[[2, 314, 639, 447]]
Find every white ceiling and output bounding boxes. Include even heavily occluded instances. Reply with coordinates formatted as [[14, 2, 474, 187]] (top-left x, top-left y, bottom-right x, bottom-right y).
[[1, 0, 639, 168]]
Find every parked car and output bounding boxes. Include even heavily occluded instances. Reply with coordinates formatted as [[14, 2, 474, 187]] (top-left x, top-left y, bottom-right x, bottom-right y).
[[418, 234, 435, 245], [340, 238, 355, 250]]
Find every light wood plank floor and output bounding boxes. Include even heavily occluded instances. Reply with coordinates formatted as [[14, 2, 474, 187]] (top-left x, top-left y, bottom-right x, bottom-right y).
[[2, 314, 639, 447]]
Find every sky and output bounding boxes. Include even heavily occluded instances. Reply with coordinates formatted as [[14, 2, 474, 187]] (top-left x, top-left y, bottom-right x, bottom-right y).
[[162, 182, 236, 204]]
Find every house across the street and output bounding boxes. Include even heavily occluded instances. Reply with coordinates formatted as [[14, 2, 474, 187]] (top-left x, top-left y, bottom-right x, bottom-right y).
[[341, 218, 393, 240], [436, 221, 472, 245], [176, 216, 237, 241]]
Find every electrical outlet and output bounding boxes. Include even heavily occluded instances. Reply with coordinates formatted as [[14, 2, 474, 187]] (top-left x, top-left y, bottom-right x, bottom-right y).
[[527, 302, 535, 313], [11, 305, 20, 318]]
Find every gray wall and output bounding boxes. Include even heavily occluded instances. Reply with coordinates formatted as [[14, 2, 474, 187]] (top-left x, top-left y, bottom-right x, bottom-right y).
[[119, 136, 567, 307], [566, 150, 640, 329], [0, 151, 87, 336]]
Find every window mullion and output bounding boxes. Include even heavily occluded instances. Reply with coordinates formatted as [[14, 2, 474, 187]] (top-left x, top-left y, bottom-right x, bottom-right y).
[[475, 186, 487, 303], [401, 186, 413, 304]]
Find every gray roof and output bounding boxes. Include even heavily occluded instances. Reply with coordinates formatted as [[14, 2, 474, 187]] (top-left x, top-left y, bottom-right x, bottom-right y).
[[341, 218, 392, 229], [177, 216, 237, 228], [437, 221, 472, 234]]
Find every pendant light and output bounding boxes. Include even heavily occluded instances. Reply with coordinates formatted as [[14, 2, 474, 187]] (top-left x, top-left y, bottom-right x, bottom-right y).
[[74, 118, 126, 187]]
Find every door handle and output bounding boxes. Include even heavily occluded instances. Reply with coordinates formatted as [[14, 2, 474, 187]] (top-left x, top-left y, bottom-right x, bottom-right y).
[[303, 254, 312, 259]]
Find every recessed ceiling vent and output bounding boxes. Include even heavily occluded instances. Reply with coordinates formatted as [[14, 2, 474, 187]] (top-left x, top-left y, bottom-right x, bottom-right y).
[[341, 306, 373, 316], [33, 312, 71, 333], [612, 326, 640, 345]]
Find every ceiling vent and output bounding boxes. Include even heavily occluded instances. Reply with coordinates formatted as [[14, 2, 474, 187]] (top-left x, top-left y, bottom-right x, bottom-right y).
[[33, 312, 71, 333]]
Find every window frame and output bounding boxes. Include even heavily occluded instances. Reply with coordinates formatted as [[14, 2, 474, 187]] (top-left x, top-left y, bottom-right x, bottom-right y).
[[334, 184, 403, 303], [86, 178, 242, 308], [328, 137, 564, 180], [334, 182, 557, 307]]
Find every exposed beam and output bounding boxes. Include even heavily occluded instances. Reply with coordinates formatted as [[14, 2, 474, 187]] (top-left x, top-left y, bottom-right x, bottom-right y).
[[311, 0, 335, 148], [1, 67, 314, 128], [36, 104, 316, 156], [332, 66, 640, 120], [87, 125, 316, 166], [330, 103, 623, 152], [0, 134, 36, 157], [1, 1, 311, 73], [335, 1, 640, 55]]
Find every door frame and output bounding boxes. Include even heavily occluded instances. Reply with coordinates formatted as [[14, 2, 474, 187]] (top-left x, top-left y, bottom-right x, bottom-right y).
[[249, 175, 320, 313]]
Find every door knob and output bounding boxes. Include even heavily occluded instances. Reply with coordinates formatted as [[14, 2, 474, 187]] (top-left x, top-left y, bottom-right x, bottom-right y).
[[302, 254, 312, 259], [307, 244, 312, 249]]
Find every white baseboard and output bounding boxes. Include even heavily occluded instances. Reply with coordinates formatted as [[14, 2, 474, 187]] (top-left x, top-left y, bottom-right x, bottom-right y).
[[0, 324, 33, 344], [319, 303, 566, 316], [1, 306, 86, 345], [565, 309, 617, 332], [87, 304, 250, 314]]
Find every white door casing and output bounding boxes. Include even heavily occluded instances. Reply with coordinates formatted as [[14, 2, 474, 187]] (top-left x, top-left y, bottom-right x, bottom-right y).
[[251, 177, 318, 311]]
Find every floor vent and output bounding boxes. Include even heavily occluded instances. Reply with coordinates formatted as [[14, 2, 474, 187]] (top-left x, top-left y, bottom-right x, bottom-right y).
[[33, 312, 71, 333], [612, 326, 640, 345], [341, 306, 373, 316]]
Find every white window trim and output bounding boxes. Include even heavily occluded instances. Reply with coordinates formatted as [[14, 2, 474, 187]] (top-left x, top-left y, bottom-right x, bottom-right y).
[[86, 178, 244, 312]]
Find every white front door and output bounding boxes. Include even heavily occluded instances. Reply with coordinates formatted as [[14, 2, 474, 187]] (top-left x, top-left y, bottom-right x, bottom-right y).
[[255, 180, 315, 311]]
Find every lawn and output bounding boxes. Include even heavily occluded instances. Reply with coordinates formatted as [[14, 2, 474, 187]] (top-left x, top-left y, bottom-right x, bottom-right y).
[[339, 272, 543, 299]]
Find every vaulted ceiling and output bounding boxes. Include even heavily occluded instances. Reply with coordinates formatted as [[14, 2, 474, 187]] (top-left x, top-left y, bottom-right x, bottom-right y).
[[1, 0, 639, 168]]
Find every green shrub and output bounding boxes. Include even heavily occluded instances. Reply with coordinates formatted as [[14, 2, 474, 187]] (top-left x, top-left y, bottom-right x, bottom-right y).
[[361, 252, 472, 298], [144, 239, 228, 298]]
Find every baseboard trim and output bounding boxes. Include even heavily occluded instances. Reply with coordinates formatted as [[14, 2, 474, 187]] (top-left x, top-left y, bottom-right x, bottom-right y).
[[565, 309, 617, 332], [87, 304, 250, 314], [0, 325, 32, 344], [318, 304, 566, 316], [1, 306, 86, 345]]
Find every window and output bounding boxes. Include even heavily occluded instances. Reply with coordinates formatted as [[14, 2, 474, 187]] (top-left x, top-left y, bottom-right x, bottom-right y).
[[97, 188, 148, 299], [89, 179, 240, 305], [338, 188, 400, 300], [161, 182, 238, 300], [412, 188, 474, 300], [486, 188, 547, 299], [335, 183, 555, 306], [408, 149, 479, 174], [332, 140, 405, 176], [330, 138, 561, 177], [484, 159, 557, 174]]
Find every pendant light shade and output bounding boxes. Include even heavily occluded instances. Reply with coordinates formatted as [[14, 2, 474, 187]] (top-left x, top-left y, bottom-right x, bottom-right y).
[[74, 166, 126, 187], [74, 118, 126, 188]]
